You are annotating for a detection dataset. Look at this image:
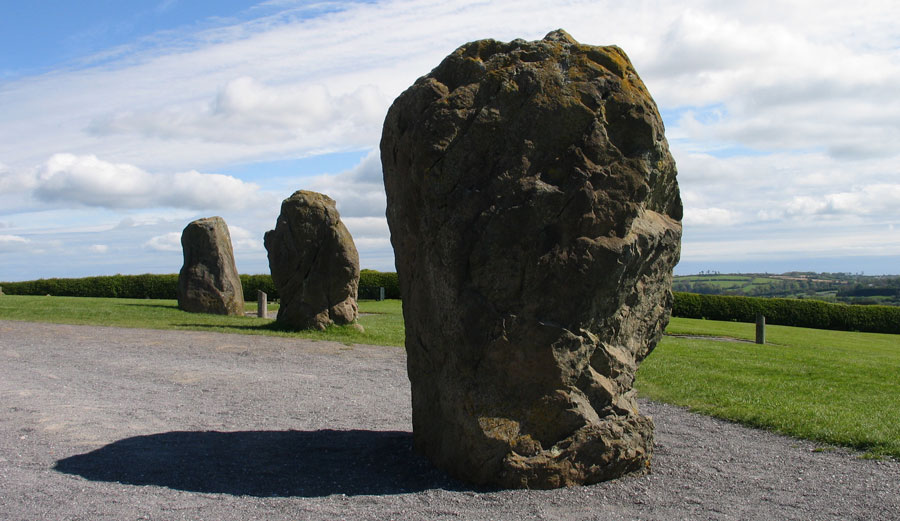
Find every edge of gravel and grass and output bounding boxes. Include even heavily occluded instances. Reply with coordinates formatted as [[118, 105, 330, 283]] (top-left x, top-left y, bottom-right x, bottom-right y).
[[1, 294, 897, 459]]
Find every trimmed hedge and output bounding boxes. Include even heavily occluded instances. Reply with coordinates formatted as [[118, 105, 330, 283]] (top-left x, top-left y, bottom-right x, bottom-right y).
[[673, 292, 900, 335], [240, 274, 278, 301], [1, 270, 402, 302], [0, 274, 179, 300], [359, 269, 400, 299]]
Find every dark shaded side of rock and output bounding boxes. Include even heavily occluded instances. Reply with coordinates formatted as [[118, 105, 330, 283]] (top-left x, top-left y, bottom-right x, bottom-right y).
[[381, 29, 683, 489], [264, 190, 360, 331], [177, 216, 245, 316]]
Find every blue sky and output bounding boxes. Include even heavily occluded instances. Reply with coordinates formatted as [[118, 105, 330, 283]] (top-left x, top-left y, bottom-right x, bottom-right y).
[[1, 0, 899, 281]]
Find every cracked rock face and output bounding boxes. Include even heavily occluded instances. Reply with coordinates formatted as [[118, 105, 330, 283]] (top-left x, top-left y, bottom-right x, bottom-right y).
[[264, 190, 360, 330], [177, 216, 245, 316], [381, 30, 682, 489]]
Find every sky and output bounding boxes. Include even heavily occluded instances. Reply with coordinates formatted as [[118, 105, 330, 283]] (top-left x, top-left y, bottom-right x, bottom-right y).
[[1, 0, 899, 281]]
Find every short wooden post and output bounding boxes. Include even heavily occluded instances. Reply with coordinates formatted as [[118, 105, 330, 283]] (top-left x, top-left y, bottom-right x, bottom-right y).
[[257, 290, 267, 318], [755, 313, 766, 345]]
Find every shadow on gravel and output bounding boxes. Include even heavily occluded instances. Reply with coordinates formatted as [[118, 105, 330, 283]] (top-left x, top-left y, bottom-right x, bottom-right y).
[[55, 429, 473, 497]]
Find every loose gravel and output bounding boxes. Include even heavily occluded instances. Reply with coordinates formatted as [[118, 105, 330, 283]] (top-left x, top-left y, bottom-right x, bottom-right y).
[[1, 319, 897, 520]]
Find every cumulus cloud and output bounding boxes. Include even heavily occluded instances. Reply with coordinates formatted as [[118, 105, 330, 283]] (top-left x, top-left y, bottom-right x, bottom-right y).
[[144, 232, 182, 252], [90, 76, 388, 148], [768, 184, 900, 219], [683, 207, 740, 227], [342, 215, 391, 249], [305, 149, 386, 218], [32, 153, 263, 210], [647, 8, 900, 161], [227, 224, 263, 253]]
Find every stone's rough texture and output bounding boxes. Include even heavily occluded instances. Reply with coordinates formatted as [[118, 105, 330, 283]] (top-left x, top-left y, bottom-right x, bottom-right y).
[[177, 216, 244, 316], [264, 190, 360, 330], [381, 30, 683, 489]]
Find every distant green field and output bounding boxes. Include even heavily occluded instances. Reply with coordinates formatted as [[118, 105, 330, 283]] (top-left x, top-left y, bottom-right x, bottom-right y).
[[1, 295, 897, 458], [673, 272, 900, 306]]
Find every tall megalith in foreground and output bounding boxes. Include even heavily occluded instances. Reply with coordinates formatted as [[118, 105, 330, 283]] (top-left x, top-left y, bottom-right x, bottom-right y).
[[381, 30, 683, 489], [177, 216, 244, 316], [264, 190, 360, 330]]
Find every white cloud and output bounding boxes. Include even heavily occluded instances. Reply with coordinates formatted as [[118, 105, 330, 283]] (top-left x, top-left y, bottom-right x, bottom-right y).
[[90, 77, 388, 148], [306, 149, 386, 218], [0, 160, 37, 195], [227, 224, 263, 253], [0, 234, 30, 252], [772, 184, 900, 219], [682, 224, 900, 263], [343, 215, 391, 251], [144, 232, 182, 252], [32, 153, 263, 210], [88, 244, 109, 253], [683, 207, 740, 227], [648, 7, 900, 161]]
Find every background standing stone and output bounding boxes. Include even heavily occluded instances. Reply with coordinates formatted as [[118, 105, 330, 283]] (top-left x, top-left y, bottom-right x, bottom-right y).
[[264, 190, 360, 331], [177, 216, 244, 316], [381, 30, 683, 489]]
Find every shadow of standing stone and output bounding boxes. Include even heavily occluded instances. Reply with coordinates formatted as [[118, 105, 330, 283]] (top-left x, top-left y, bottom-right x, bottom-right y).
[[177, 216, 244, 316], [381, 30, 682, 489]]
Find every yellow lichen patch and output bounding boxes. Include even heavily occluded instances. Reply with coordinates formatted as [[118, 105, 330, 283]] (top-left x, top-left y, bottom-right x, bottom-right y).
[[478, 415, 521, 441]]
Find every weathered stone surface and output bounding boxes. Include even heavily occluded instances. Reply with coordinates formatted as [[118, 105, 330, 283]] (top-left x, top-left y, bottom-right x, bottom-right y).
[[264, 190, 360, 330], [381, 30, 682, 489], [177, 216, 244, 316]]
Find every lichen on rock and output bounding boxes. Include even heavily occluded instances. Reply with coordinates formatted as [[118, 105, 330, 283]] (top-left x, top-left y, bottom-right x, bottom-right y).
[[381, 29, 682, 489]]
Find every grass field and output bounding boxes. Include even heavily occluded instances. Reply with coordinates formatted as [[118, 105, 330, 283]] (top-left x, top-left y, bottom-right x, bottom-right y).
[[0, 295, 897, 458], [639, 318, 900, 458], [0, 295, 405, 347]]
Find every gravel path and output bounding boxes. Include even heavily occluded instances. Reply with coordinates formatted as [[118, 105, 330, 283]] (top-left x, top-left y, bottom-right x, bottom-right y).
[[1, 319, 897, 520]]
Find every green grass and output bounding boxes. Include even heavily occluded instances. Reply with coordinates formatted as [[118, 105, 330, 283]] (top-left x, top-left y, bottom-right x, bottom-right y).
[[639, 318, 900, 458], [1, 294, 897, 458], [0, 295, 404, 347]]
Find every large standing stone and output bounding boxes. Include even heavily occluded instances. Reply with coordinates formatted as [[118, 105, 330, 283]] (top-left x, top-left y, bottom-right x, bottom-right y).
[[381, 30, 683, 489], [264, 190, 360, 330], [177, 216, 244, 316]]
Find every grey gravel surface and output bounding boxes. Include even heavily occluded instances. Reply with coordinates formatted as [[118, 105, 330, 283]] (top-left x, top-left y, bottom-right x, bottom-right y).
[[1, 319, 897, 520]]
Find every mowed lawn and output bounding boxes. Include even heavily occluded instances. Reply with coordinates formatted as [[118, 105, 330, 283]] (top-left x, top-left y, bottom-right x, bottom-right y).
[[0, 295, 897, 458], [0, 295, 405, 347], [638, 318, 900, 458]]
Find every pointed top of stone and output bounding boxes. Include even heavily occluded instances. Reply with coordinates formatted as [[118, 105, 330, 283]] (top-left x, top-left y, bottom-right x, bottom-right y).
[[543, 29, 578, 45]]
